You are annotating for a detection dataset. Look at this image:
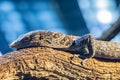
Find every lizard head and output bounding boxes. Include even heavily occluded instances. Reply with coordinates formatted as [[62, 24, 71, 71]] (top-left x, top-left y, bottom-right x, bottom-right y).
[[9, 30, 42, 49]]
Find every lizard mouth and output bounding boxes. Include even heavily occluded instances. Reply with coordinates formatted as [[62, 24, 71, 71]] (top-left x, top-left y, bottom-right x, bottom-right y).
[[9, 40, 19, 48]]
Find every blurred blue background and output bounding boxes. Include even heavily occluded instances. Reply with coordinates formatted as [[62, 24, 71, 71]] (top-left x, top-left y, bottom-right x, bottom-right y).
[[0, 0, 120, 54]]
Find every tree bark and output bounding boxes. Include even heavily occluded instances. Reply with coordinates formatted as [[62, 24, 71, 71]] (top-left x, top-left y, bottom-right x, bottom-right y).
[[0, 47, 120, 80]]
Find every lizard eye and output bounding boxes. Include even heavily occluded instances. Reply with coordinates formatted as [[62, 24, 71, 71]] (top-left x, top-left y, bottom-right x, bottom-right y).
[[21, 37, 30, 42], [39, 36, 43, 40]]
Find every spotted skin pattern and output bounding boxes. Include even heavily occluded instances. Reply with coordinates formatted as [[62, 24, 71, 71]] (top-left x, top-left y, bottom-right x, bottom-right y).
[[10, 30, 120, 60]]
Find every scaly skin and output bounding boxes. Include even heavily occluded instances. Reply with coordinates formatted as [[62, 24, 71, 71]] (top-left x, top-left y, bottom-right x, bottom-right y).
[[10, 30, 120, 60], [10, 30, 79, 49], [94, 40, 120, 59], [73, 34, 120, 59]]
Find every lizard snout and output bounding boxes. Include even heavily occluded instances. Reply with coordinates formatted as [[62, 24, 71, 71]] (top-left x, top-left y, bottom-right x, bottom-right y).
[[9, 40, 19, 48]]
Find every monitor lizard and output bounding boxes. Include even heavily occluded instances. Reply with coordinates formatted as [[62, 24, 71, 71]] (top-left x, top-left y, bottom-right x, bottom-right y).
[[9, 30, 120, 60]]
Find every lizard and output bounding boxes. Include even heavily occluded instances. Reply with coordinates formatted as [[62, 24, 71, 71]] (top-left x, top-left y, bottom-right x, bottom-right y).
[[9, 30, 120, 60]]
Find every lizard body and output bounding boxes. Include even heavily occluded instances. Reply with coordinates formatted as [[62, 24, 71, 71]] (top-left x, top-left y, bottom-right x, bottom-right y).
[[94, 40, 120, 59], [10, 30, 79, 49], [10, 30, 120, 60]]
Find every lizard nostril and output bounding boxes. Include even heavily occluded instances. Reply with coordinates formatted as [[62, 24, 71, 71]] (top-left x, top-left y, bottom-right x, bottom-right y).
[[9, 42, 15, 48]]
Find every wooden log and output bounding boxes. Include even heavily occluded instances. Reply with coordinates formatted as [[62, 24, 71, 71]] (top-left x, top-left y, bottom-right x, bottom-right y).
[[0, 47, 120, 79]]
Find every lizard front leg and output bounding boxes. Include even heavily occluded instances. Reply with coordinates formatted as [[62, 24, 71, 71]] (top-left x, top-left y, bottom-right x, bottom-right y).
[[70, 34, 95, 67], [73, 34, 120, 60], [73, 34, 95, 60]]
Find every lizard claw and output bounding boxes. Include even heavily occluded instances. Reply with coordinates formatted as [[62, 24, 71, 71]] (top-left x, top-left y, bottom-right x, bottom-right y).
[[80, 59, 88, 66]]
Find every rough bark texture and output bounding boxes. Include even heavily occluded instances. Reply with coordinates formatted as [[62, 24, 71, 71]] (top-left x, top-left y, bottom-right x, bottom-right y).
[[0, 47, 120, 80]]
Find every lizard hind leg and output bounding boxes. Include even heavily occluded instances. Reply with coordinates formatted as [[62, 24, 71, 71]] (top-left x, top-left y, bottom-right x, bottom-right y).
[[75, 34, 95, 59]]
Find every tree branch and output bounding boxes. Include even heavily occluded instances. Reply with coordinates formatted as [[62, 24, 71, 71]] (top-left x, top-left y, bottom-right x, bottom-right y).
[[0, 47, 120, 79], [98, 17, 120, 41]]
